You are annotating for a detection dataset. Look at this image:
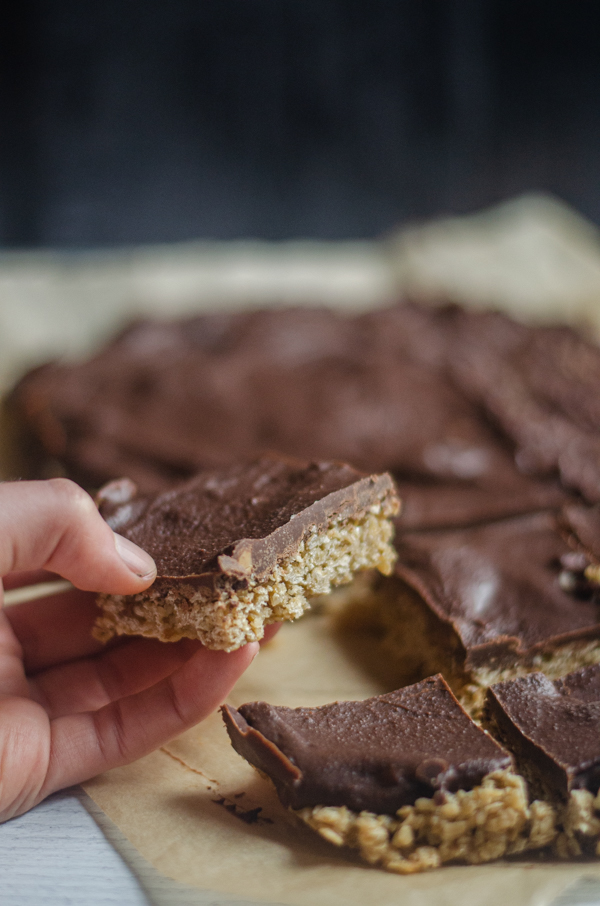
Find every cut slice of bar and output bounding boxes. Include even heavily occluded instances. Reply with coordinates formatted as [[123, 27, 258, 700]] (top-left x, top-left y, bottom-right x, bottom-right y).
[[485, 667, 600, 857], [485, 668, 600, 800], [94, 457, 399, 651], [357, 509, 600, 713], [222, 676, 556, 873], [426, 304, 600, 504]]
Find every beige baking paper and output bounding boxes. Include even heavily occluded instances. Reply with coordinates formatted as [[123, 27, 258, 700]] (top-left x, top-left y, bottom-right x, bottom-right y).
[[4, 192, 600, 905]]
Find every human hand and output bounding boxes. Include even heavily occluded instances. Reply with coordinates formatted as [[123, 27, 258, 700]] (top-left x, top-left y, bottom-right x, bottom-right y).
[[0, 478, 258, 822]]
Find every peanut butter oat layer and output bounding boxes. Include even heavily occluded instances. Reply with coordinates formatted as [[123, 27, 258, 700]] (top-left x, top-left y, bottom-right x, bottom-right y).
[[355, 509, 600, 714], [94, 457, 399, 651], [485, 666, 600, 859], [222, 676, 556, 873]]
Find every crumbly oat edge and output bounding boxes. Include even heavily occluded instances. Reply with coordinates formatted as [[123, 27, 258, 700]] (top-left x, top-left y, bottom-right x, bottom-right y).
[[554, 789, 600, 859], [297, 771, 558, 874], [93, 505, 397, 651], [460, 640, 600, 718]]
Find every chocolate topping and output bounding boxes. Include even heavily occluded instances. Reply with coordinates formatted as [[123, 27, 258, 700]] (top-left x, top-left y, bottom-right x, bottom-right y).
[[394, 511, 600, 669], [222, 675, 512, 814], [96, 457, 397, 590], [431, 305, 600, 503], [486, 667, 600, 798], [11, 302, 568, 529], [555, 663, 600, 702], [394, 478, 565, 532]]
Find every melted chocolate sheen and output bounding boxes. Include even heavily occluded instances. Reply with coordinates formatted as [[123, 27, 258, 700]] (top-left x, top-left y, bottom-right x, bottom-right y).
[[97, 457, 395, 582], [394, 512, 600, 667], [222, 675, 511, 814], [486, 668, 600, 797]]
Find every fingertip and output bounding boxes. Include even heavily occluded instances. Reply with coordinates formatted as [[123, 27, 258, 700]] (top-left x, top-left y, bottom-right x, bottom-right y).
[[113, 533, 157, 583], [191, 639, 259, 690], [243, 640, 260, 663], [202, 639, 259, 669], [261, 623, 281, 645]]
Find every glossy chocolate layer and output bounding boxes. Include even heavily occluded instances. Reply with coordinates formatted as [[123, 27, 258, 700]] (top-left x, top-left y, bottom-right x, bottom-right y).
[[486, 667, 600, 798], [431, 305, 600, 503], [97, 456, 397, 589], [11, 303, 567, 528], [222, 675, 512, 814], [394, 511, 600, 669]]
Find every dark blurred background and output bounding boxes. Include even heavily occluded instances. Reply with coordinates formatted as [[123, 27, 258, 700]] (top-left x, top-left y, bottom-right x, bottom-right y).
[[2, 0, 600, 247]]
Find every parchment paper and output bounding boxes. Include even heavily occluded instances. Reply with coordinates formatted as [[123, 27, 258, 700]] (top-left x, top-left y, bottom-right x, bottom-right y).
[[4, 193, 600, 904]]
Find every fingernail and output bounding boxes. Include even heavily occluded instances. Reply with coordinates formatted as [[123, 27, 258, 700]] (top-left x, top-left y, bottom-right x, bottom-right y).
[[114, 532, 156, 580]]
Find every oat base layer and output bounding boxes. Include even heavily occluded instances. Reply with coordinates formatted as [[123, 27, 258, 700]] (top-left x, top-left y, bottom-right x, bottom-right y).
[[297, 772, 557, 874], [461, 639, 600, 717], [95, 508, 396, 651], [298, 777, 600, 874], [556, 789, 600, 859], [334, 578, 600, 718]]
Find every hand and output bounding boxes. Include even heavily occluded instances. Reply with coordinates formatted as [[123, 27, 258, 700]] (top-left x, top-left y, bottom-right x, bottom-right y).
[[0, 478, 258, 822]]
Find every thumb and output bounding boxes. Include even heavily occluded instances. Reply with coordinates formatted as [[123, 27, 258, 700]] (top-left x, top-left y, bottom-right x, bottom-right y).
[[0, 478, 156, 594]]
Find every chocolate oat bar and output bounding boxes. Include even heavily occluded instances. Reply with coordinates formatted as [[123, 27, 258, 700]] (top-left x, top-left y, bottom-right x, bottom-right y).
[[222, 676, 556, 873], [94, 457, 399, 650], [362, 510, 600, 710], [485, 667, 600, 858]]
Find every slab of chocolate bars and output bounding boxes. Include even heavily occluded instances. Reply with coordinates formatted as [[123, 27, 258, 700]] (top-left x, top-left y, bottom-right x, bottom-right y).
[[224, 667, 599, 872], [8, 300, 600, 870]]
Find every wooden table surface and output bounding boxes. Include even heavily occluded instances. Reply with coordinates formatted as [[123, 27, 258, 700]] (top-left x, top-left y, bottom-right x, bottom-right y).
[[0, 787, 282, 906], [0, 789, 149, 906]]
